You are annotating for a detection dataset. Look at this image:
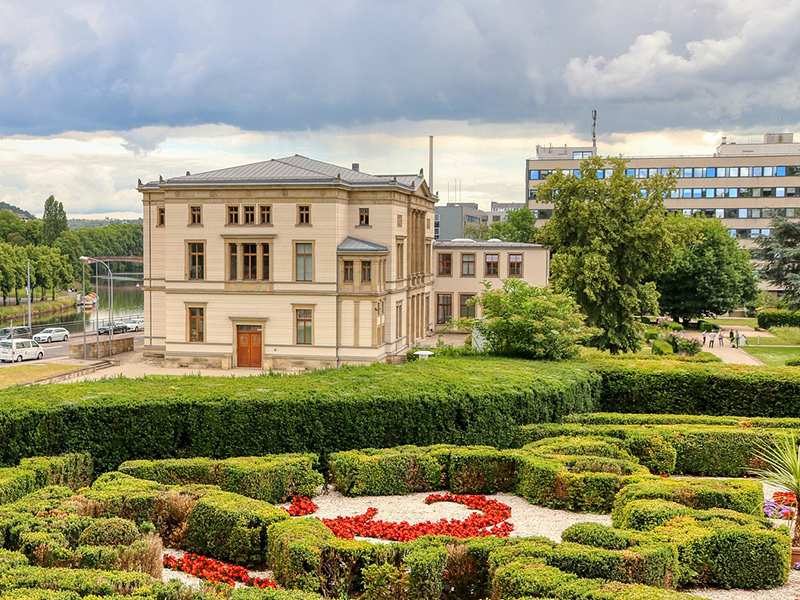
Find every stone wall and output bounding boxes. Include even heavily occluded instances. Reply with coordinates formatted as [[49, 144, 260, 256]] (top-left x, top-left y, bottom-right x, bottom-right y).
[[69, 336, 134, 359]]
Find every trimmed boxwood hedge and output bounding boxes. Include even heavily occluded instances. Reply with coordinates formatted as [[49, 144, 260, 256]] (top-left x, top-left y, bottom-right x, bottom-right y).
[[593, 360, 800, 417], [0, 358, 600, 472], [757, 309, 800, 329]]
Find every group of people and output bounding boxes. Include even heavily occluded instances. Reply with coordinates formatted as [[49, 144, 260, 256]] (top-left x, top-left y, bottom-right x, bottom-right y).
[[703, 329, 746, 349]]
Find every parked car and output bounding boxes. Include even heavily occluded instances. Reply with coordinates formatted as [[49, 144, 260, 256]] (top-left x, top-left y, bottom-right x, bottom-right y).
[[0, 338, 44, 362], [125, 318, 145, 332], [98, 323, 128, 335], [33, 327, 70, 343], [0, 326, 33, 340]]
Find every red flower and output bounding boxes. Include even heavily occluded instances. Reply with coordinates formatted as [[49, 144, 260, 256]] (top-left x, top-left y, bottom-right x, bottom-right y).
[[162, 553, 278, 589], [281, 495, 319, 516]]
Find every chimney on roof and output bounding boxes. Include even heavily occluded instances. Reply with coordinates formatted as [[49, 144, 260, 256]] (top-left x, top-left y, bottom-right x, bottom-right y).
[[351, 163, 360, 172]]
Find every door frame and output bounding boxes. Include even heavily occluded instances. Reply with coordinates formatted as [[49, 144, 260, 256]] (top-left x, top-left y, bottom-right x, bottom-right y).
[[231, 318, 268, 368]]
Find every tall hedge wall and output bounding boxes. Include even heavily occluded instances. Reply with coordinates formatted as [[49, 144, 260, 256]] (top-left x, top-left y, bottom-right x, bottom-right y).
[[594, 361, 800, 417], [0, 358, 600, 472]]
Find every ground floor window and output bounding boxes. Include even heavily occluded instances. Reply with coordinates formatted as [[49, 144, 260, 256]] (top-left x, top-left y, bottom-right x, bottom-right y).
[[188, 307, 204, 342], [460, 294, 476, 318], [296, 309, 312, 345], [436, 293, 452, 325]]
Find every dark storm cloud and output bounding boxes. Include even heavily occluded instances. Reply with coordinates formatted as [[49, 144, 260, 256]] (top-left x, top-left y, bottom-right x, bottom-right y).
[[1, 0, 799, 138]]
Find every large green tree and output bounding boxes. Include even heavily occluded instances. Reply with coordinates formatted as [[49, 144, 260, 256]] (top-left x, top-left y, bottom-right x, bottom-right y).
[[537, 156, 675, 354], [754, 213, 800, 309], [40, 195, 68, 246], [467, 207, 538, 243], [657, 216, 757, 322]]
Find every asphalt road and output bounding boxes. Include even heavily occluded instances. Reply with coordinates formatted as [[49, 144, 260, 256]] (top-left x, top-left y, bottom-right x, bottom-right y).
[[0, 332, 144, 367]]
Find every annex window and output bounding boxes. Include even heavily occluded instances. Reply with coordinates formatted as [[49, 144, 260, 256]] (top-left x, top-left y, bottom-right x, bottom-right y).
[[396, 302, 403, 337], [438, 253, 452, 276], [188, 242, 204, 280], [460, 294, 476, 318], [436, 294, 452, 325], [188, 307, 204, 342], [157, 207, 165, 227], [361, 260, 372, 283], [296, 243, 313, 281], [189, 206, 202, 225], [228, 243, 238, 280], [244, 205, 256, 225], [397, 243, 404, 278], [298, 205, 311, 225], [461, 253, 475, 276], [227, 205, 240, 225], [262, 244, 270, 280], [359, 208, 370, 226], [508, 254, 523, 277], [343, 260, 354, 283], [296, 309, 312, 345], [485, 254, 499, 276], [260, 205, 272, 225], [242, 243, 258, 280]]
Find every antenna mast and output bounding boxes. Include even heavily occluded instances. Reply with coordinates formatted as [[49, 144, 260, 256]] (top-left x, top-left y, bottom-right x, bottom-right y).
[[591, 110, 597, 153]]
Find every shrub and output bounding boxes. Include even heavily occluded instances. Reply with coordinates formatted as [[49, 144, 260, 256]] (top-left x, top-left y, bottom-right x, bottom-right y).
[[561, 522, 633, 550], [119, 454, 324, 503], [448, 446, 517, 494], [361, 563, 410, 600], [0, 455, 92, 506], [77, 517, 139, 547], [0, 358, 600, 472], [786, 358, 800, 366], [758, 309, 800, 329], [405, 545, 447, 600], [266, 518, 335, 592], [0, 549, 28, 567], [651, 340, 674, 355]]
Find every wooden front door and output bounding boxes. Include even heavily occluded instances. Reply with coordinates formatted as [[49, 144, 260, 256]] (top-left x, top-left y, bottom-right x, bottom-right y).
[[237, 325, 262, 368]]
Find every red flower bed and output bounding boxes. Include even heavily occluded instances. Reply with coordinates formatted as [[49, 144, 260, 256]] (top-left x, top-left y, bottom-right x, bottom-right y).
[[282, 495, 319, 516], [318, 493, 513, 542], [163, 553, 277, 589]]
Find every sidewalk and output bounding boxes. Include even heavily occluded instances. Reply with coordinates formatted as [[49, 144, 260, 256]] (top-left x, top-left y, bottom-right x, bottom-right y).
[[699, 324, 765, 365]]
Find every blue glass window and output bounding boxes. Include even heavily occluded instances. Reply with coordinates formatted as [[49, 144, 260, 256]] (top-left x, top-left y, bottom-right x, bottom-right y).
[[682, 168, 692, 178], [670, 189, 679, 198], [717, 168, 727, 177], [596, 170, 604, 179], [729, 188, 738, 198], [682, 189, 692, 198], [729, 229, 736, 238], [752, 166, 762, 177], [705, 188, 714, 198], [764, 166, 774, 176], [648, 168, 658, 177], [761, 229, 770, 236], [626, 169, 635, 178], [729, 167, 739, 177], [573, 169, 581, 177], [716, 188, 726, 198], [715, 209, 724, 218], [693, 189, 702, 198], [605, 169, 613, 178], [693, 168, 703, 177], [637, 169, 647, 178], [659, 168, 670, 175], [706, 168, 716, 177], [740, 167, 750, 177], [529, 170, 539, 180], [739, 208, 748, 219], [777, 166, 786, 176], [777, 187, 786, 197]]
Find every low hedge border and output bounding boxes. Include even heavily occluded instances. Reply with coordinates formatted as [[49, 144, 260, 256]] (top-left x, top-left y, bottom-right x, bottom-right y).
[[0, 455, 92, 506], [118, 454, 324, 503]]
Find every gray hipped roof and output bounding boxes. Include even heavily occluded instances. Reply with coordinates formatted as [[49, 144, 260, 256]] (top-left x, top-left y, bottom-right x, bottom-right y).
[[337, 236, 388, 253], [142, 155, 427, 192]]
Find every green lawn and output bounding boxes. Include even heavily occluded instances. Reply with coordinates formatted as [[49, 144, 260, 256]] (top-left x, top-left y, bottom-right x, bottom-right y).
[[707, 317, 758, 327], [0, 363, 80, 388], [743, 345, 800, 366]]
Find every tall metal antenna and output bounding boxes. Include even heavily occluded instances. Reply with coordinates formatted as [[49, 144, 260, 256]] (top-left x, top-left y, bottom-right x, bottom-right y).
[[592, 110, 597, 153]]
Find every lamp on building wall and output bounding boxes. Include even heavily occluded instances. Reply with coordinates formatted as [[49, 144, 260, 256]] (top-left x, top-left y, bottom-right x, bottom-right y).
[[80, 256, 114, 357]]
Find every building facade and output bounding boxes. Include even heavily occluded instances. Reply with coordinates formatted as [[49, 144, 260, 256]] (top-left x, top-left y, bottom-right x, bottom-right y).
[[526, 133, 800, 248], [432, 239, 549, 329], [140, 156, 435, 370], [434, 203, 487, 240]]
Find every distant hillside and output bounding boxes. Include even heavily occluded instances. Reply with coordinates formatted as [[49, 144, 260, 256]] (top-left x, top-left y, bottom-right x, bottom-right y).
[[68, 217, 143, 230], [0, 202, 35, 220]]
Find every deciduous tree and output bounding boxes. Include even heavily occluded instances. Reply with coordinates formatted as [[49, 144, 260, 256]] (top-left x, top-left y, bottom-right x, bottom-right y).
[[536, 156, 675, 354], [467, 207, 538, 243], [40, 195, 68, 246]]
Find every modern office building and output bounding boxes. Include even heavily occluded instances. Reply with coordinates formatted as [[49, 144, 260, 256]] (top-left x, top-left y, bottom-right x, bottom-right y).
[[487, 201, 525, 224], [432, 239, 549, 329], [435, 201, 525, 240], [526, 133, 800, 247], [139, 155, 435, 370]]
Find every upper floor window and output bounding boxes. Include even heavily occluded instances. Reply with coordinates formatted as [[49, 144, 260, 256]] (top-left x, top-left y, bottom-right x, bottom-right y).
[[227, 205, 240, 225], [343, 260, 354, 283], [189, 206, 202, 225], [298, 205, 311, 225], [260, 205, 272, 225], [296, 243, 313, 281], [361, 260, 372, 283], [438, 253, 452, 276], [188, 242, 204, 280], [485, 254, 499, 277], [242, 243, 258, 280], [359, 208, 370, 226], [396, 243, 404, 278], [262, 243, 270, 280], [508, 254, 523, 277], [244, 205, 256, 225], [157, 207, 165, 227], [461, 253, 475, 276]]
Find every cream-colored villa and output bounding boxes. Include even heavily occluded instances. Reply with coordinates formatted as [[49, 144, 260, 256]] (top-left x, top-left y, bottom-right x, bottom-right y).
[[139, 156, 435, 370]]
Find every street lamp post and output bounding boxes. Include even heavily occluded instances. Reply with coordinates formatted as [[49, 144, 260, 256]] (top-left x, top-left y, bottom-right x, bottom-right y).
[[80, 256, 114, 358]]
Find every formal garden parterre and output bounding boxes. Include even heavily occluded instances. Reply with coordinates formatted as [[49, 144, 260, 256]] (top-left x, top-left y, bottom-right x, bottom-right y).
[[2, 357, 800, 599]]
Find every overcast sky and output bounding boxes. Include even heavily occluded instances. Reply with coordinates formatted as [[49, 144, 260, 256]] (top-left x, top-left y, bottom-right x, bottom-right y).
[[2, 0, 799, 217]]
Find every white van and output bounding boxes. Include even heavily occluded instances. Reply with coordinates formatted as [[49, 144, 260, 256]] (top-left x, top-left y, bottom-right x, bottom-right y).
[[0, 339, 44, 362]]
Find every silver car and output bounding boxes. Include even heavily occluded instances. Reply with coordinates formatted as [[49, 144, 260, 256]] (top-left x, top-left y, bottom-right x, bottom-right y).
[[33, 327, 70, 343]]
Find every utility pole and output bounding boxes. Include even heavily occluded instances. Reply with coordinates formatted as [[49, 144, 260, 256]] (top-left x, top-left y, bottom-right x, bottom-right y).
[[26, 262, 31, 330]]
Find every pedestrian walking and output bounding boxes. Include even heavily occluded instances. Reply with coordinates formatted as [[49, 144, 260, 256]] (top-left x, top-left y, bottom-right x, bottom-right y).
[[709, 333, 715, 348], [702, 330, 707, 346], [735, 331, 740, 348], [718, 331, 724, 346], [729, 330, 735, 347]]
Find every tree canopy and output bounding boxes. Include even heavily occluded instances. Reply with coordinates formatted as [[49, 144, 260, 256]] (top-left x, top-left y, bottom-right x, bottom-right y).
[[40, 196, 68, 246], [466, 207, 538, 243], [754, 213, 800, 309], [536, 156, 675, 354], [449, 278, 596, 360], [656, 216, 757, 321]]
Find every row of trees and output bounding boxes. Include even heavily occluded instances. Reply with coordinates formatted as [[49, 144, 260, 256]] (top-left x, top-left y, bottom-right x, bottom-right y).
[[469, 156, 765, 354], [0, 242, 72, 304]]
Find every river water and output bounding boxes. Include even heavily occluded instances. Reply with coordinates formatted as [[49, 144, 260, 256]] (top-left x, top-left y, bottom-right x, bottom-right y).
[[1, 276, 144, 336]]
